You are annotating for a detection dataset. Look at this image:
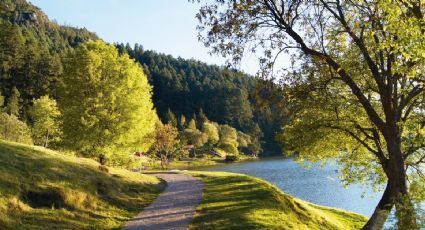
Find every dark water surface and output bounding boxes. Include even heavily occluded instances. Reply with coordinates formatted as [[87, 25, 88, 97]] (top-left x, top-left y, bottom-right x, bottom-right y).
[[205, 157, 383, 217]]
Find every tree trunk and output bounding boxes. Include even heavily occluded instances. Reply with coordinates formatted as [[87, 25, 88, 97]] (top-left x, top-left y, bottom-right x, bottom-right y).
[[43, 129, 49, 148], [363, 127, 418, 230], [362, 184, 394, 230]]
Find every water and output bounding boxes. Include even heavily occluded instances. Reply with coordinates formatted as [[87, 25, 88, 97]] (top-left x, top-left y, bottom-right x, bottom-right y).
[[205, 157, 383, 217]]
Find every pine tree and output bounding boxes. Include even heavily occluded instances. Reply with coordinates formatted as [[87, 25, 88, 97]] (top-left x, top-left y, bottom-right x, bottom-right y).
[[166, 109, 177, 127], [6, 87, 21, 116], [187, 118, 197, 130]]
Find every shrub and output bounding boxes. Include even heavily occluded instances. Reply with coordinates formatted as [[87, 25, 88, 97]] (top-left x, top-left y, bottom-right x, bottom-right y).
[[0, 113, 32, 144]]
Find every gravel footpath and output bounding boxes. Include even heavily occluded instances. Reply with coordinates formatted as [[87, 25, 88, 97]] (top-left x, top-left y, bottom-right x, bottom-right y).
[[122, 172, 203, 230]]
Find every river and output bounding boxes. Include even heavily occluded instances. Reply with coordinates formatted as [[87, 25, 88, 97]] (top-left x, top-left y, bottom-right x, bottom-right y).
[[205, 157, 383, 217]]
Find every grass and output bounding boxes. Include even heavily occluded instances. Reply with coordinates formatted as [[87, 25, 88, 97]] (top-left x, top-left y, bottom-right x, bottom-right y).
[[0, 140, 164, 230], [187, 171, 367, 230]]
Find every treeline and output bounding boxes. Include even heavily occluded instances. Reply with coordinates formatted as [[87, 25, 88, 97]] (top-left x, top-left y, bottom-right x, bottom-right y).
[[117, 44, 286, 154], [0, 0, 286, 167]]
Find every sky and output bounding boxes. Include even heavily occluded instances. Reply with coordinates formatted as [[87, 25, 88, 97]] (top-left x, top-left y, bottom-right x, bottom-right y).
[[28, 0, 260, 75]]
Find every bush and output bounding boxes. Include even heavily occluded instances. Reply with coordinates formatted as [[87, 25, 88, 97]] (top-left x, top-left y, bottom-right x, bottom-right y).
[[0, 113, 32, 144], [225, 154, 239, 162]]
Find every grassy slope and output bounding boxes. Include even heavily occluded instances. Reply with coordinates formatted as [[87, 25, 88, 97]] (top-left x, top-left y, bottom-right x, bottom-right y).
[[0, 140, 163, 230], [188, 171, 367, 230]]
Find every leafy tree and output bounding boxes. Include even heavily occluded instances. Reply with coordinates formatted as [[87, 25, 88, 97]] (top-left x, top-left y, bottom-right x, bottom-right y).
[[0, 113, 32, 144], [28, 96, 61, 147], [119, 44, 284, 154], [59, 40, 157, 167], [196, 0, 425, 228], [149, 123, 180, 169], [6, 87, 21, 116], [202, 122, 219, 145], [218, 125, 239, 156]]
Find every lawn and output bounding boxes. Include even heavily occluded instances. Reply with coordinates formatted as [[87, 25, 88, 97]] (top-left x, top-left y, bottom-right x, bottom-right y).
[[0, 140, 164, 230], [188, 171, 367, 230]]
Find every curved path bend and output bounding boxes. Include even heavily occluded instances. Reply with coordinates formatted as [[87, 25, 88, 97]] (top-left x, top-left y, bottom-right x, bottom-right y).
[[123, 172, 203, 230]]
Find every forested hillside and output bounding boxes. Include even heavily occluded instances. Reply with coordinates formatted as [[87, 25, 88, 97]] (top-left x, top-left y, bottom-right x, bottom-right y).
[[118, 44, 286, 154], [0, 0, 286, 156], [0, 0, 97, 112]]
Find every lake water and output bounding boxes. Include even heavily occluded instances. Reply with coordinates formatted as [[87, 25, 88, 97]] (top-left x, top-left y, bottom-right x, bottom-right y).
[[205, 157, 383, 217]]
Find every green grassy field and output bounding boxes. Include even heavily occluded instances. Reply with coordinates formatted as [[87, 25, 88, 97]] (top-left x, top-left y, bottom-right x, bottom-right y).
[[0, 140, 163, 230], [188, 171, 367, 230]]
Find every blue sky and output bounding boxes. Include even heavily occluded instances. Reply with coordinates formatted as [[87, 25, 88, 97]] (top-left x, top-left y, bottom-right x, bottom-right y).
[[29, 0, 259, 75]]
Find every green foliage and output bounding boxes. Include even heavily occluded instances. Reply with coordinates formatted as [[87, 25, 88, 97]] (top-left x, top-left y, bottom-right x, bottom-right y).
[[183, 128, 208, 148], [5, 87, 20, 116], [149, 123, 180, 160], [187, 118, 197, 130], [202, 122, 219, 145], [118, 44, 282, 154], [59, 40, 158, 167], [165, 108, 178, 127], [218, 125, 239, 155], [0, 91, 4, 108], [28, 96, 61, 147], [0, 113, 32, 144]]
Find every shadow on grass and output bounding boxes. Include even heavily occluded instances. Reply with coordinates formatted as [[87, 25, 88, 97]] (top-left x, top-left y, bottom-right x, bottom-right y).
[[0, 141, 163, 229]]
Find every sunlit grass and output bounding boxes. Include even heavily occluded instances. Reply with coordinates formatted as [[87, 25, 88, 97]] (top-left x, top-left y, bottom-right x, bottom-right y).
[[188, 171, 367, 230], [0, 140, 163, 229]]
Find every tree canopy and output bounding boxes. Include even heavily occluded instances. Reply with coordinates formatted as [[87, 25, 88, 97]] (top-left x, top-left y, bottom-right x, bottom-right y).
[[196, 0, 425, 228], [59, 40, 158, 166]]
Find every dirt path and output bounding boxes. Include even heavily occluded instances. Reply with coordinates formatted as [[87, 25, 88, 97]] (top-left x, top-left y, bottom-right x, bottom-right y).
[[123, 172, 203, 230]]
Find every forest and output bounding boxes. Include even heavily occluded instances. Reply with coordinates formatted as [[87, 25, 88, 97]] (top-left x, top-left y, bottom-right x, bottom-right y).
[[0, 0, 285, 168]]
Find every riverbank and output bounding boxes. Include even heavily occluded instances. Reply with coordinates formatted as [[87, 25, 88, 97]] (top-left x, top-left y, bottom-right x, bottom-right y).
[[145, 155, 259, 170], [187, 171, 367, 229]]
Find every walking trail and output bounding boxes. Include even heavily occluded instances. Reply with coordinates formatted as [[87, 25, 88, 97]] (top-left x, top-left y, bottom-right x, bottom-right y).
[[123, 172, 204, 230]]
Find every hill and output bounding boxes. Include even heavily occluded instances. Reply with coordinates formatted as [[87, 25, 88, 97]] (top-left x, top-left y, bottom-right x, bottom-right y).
[[188, 171, 367, 230], [0, 140, 163, 229]]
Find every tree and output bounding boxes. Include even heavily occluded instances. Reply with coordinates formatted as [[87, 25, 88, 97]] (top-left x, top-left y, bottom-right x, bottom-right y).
[[178, 114, 187, 130], [0, 91, 4, 108], [197, 108, 209, 127], [59, 40, 158, 167], [202, 121, 219, 145], [6, 87, 21, 116], [0, 113, 32, 145], [165, 108, 178, 127], [28, 96, 61, 147], [187, 118, 197, 131], [218, 125, 239, 156], [196, 1, 425, 228], [149, 123, 180, 169]]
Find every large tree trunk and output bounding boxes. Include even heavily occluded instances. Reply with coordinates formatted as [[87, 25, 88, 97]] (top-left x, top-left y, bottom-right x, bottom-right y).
[[362, 184, 394, 230], [363, 130, 418, 230]]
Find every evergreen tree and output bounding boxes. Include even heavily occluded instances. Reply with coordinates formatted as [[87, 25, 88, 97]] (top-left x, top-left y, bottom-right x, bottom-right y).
[[187, 118, 197, 130], [197, 109, 208, 128], [59, 40, 158, 166], [178, 114, 186, 130], [6, 87, 21, 116], [165, 108, 177, 127]]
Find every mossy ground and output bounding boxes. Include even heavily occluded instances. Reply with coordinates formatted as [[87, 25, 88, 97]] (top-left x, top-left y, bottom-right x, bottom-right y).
[[188, 171, 367, 230], [0, 140, 163, 230]]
